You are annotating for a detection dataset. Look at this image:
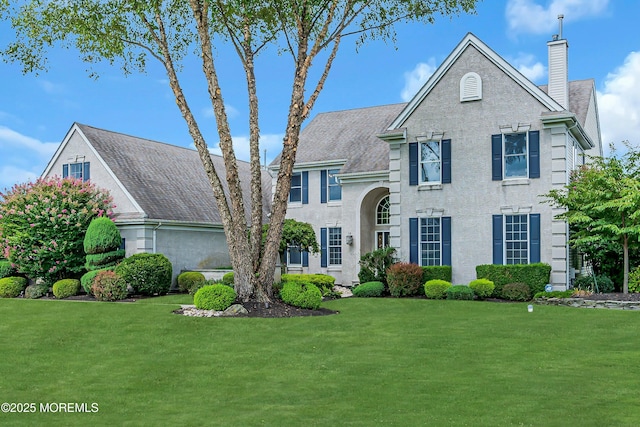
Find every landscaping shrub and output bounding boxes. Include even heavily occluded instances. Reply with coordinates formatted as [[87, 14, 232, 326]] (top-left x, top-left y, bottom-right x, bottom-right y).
[[84, 217, 125, 272], [534, 290, 574, 299], [424, 279, 452, 299], [222, 272, 234, 286], [0, 259, 16, 279], [629, 268, 640, 293], [352, 281, 385, 298], [421, 265, 453, 284], [280, 281, 322, 309], [92, 270, 128, 302], [502, 283, 532, 301], [573, 274, 614, 294], [281, 273, 335, 296], [476, 263, 551, 296], [386, 262, 423, 297], [115, 253, 172, 296], [24, 283, 49, 299], [468, 278, 495, 299], [194, 284, 237, 311], [81, 268, 114, 295], [177, 271, 206, 294], [446, 285, 475, 300], [52, 279, 80, 299], [358, 247, 396, 285], [0, 177, 114, 285], [0, 276, 27, 298]]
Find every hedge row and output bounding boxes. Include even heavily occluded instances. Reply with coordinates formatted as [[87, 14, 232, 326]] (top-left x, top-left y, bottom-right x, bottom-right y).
[[476, 263, 551, 296]]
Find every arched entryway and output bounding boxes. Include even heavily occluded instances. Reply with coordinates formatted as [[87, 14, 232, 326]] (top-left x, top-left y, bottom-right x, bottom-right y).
[[359, 187, 390, 255]]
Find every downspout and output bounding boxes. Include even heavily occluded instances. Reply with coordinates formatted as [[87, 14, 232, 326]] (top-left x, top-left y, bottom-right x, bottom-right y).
[[153, 222, 162, 254]]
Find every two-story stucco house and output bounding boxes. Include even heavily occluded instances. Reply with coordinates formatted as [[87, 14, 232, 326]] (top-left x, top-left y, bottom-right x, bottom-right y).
[[270, 32, 602, 289]]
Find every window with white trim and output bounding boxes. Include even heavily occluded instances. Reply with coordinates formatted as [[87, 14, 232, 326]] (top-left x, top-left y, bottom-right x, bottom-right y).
[[289, 172, 302, 203], [328, 227, 342, 266], [420, 140, 441, 183], [505, 215, 528, 264], [420, 217, 441, 266], [327, 169, 341, 201], [503, 133, 528, 178], [377, 196, 390, 225]]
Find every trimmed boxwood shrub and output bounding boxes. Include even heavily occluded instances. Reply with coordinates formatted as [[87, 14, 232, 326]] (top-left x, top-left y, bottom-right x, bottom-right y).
[[115, 253, 172, 296], [424, 279, 452, 299], [222, 272, 234, 286], [52, 279, 81, 299], [92, 270, 128, 301], [353, 281, 385, 298], [0, 259, 16, 279], [177, 271, 206, 294], [468, 279, 495, 299], [24, 283, 49, 299], [387, 262, 423, 297], [194, 284, 237, 311], [447, 285, 475, 300], [502, 283, 532, 301], [280, 281, 322, 309], [0, 276, 28, 298], [476, 263, 551, 296], [421, 265, 453, 284], [84, 217, 122, 254], [281, 273, 335, 296]]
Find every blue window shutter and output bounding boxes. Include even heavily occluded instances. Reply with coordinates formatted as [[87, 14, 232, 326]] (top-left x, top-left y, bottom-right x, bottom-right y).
[[492, 134, 502, 181], [409, 218, 418, 264], [320, 170, 327, 204], [302, 251, 309, 267], [320, 228, 327, 268], [442, 217, 452, 266], [529, 214, 541, 263], [529, 131, 540, 179], [302, 171, 309, 205], [83, 162, 91, 181], [492, 215, 504, 265], [442, 139, 452, 184], [62, 164, 69, 178], [409, 142, 418, 186]]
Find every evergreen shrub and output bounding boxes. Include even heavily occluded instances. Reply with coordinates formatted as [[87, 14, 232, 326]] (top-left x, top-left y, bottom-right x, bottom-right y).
[[177, 271, 206, 294], [280, 281, 322, 309], [575, 274, 615, 293], [534, 290, 574, 299], [502, 283, 532, 301], [421, 265, 453, 284], [24, 283, 48, 299], [92, 270, 128, 301], [221, 272, 234, 286], [386, 262, 424, 297], [281, 273, 335, 295], [468, 278, 495, 299], [52, 279, 80, 299], [115, 253, 172, 296], [0, 276, 27, 298], [358, 247, 396, 285], [446, 285, 475, 300], [193, 284, 237, 311], [476, 263, 551, 296], [424, 279, 452, 299], [352, 281, 385, 298]]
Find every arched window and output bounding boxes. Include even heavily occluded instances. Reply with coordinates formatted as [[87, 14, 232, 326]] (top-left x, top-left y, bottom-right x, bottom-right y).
[[377, 196, 390, 225]]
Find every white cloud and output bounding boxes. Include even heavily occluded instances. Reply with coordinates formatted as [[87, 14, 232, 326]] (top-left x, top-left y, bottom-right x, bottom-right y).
[[512, 53, 547, 82], [206, 133, 284, 165], [506, 0, 609, 36], [0, 166, 39, 192], [597, 51, 640, 153], [401, 60, 437, 102], [0, 126, 58, 157], [0, 127, 59, 190]]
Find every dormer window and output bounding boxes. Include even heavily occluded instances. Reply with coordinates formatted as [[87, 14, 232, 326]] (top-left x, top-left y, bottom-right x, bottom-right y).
[[460, 72, 482, 102]]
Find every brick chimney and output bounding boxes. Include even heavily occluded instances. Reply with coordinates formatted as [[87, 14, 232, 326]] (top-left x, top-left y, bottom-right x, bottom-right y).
[[547, 15, 569, 109]]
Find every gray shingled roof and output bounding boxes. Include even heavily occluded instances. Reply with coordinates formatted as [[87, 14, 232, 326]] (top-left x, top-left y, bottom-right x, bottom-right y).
[[77, 123, 272, 224], [270, 103, 407, 174], [539, 78, 595, 126]]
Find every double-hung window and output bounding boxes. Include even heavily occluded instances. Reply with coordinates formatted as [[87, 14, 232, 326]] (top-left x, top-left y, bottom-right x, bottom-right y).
[[492, 130, 539, 180], [492, 213, 541, 265], [420, 217, 441, 266], [409, 217, 452, 266], [62, 161, 90, 182], [320, 227, 342, 267], [420, 140, 441, 183], [503, 133, 528, 178], [289, 171, 308, 204], [409, 139, 451, 185], [321, 169, 341, 203]]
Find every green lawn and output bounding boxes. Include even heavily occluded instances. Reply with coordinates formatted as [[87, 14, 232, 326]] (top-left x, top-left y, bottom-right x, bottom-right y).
[[1, 296, 640, 426]]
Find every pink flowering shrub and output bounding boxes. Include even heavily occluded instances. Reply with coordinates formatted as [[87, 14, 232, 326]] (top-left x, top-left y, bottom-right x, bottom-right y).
[[0, 177, 114, 285]]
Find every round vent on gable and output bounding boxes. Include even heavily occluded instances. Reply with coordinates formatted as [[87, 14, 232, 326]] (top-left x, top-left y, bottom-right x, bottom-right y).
[[460, 72, 482, 102]]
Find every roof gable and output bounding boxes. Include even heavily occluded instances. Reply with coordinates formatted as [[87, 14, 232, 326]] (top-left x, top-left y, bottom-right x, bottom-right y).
[[388, 33, 565, 130]]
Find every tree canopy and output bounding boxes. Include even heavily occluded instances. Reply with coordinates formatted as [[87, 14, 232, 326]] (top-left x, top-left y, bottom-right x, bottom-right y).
[[1, 0, 478, 302]]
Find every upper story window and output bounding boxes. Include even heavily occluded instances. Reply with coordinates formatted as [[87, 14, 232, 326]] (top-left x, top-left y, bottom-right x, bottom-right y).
[[289, 172, 302, 203], [504, 133, 528, 178], [376, 196, 390, 225], [321, 169, 341, 203], [460, 72, 482, 102], [420, 140, 441, 183], [62, 162, 90, 182]]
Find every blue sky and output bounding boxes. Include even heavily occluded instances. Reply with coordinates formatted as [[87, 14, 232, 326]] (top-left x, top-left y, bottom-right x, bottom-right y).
[[1, 0, 639, 191]]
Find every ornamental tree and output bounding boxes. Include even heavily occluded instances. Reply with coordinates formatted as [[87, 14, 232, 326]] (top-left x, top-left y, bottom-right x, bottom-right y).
[[0, 177, 115, 285], [544, 142, 640, 293], [1, 0, 478, 302]]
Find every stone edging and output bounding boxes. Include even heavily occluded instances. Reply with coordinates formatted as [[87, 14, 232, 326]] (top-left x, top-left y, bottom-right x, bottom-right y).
[[534, 297, 640, 310]]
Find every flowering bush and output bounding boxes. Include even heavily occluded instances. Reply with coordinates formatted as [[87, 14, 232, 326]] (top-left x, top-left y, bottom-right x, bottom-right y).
[[0, 177, 114, 285]]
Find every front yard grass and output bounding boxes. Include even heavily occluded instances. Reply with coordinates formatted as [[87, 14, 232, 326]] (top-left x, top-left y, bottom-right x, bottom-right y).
[[1, 297, 640, 426]]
